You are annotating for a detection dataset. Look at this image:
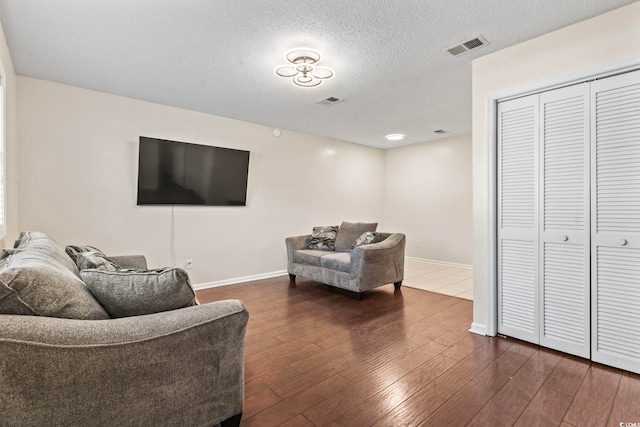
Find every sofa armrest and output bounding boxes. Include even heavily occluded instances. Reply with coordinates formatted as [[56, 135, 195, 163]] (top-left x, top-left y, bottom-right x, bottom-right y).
[[109, 254, 148, 269], [350, 233, 406, 290], [286, 234, 311, 251], [0, 300, 248, 427], [285, 234, 311, 272]]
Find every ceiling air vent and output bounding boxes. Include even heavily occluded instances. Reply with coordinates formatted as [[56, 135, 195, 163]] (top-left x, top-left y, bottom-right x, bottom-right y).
[[317, 96, 343, 106], [444, 35, 488, 57]]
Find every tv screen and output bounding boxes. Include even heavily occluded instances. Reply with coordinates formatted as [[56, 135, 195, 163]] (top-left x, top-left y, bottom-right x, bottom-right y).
[[137, 137, 250, 206]]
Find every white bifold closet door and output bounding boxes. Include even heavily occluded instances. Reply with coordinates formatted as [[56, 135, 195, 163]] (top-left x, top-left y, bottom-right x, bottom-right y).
[[538, 84, 590, 358], [498, 85, 590, 357], [498, 69, 640, 373], [591, 70, 640, 373], [497, 94, 539, 344]]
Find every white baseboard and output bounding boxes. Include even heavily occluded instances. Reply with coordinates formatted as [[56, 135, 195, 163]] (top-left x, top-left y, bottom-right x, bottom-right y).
[[405, 256, 473, 270], [469, 322, 487, 336], [193, 270, 288, 291]]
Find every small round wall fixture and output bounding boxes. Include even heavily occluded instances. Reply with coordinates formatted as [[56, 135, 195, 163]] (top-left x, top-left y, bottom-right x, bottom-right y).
[[275, 48, 334, 88]]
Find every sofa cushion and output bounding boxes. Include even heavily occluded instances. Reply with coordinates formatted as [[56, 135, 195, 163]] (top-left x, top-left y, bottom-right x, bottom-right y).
[[320, 252, 352, 273], [308, 225, 339, 251], [15, 231, 80, 277], [0, 250, 110, 319], [294, 249, 331, 267], [334, 221, 378, 251], [76, 251, 121, 271], [354, 231, 379, 247], [80, 267, 198, 318]]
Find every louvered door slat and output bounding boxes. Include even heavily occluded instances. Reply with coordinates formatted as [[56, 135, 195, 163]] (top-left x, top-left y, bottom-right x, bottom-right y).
[[500, 103, 537, 230], [592, 69, 640, 374], [543, 243, 587, 346], [539, 84, 590, 358], [595, 77, 640, 234], [595, 247, 640, 361], [500, 240, 537, 336], [542, 91, 587, 232], [497, 94, 539, 344]]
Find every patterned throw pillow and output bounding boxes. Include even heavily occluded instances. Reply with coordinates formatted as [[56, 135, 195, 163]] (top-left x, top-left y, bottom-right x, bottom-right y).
[[65, 244, 105, 265], [353, 231, 378, 248], [308, 225, 339, 251], [76, 251, 121, 271]]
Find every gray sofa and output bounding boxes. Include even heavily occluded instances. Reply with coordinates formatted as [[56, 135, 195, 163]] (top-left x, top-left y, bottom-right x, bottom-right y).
[[286, 230, 406, 297], [0, 232, 248, 427]]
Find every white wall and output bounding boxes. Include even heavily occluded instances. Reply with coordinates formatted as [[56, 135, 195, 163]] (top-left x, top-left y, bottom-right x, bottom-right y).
[[0, 19, 19, 246], [384, 134, 472, 266], [17, 77, 385, 285], [472, 3, 640, 331]]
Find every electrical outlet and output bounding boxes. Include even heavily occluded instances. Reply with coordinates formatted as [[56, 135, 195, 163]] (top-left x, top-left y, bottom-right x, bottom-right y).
[[185, 259, 193, 269], [416, 240, 422, 248]]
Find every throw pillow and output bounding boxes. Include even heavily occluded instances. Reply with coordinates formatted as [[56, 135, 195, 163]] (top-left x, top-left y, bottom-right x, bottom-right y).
[[0, 250, 110, 320], [65, 244, 105, 265], [80, 267, 198, 318], [334, 221, 378, 251], [353, 231, 378, 247], [76, 251, 121, 271], [308, 225, 339, 251]]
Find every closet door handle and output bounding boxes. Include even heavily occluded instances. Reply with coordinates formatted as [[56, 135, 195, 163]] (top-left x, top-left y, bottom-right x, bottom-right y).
[[560, 235, 569, 242], [617, 239, 628, 246]]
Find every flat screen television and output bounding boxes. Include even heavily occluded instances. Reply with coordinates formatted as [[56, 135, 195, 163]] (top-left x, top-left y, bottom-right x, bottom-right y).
[[137, 137, 250, 206]]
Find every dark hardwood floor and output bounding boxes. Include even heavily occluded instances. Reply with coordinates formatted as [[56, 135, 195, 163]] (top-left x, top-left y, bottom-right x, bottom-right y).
[[197, 276, 640, 427]]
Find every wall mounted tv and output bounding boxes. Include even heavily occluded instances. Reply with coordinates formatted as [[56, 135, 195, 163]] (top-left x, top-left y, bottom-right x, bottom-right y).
[[137, 137, 250, 206]]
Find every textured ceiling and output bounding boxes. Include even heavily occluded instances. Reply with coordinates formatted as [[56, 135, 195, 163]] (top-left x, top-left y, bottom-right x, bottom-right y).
[[0, 0, 635, 149]]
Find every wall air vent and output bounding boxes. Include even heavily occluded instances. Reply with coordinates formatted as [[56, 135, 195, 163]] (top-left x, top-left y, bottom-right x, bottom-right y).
[[443, 35, 488, 57], [317, 96, 343, 106]]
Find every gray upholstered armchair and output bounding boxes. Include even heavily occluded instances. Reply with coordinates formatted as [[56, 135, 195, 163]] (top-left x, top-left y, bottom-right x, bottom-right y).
[[0, 232, 248, 427], [0, 300, 248, 426], [286, 230, 406, 297]]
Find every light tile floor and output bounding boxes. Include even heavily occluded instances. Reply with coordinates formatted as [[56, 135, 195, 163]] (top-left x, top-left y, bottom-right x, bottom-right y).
[[402, 259, 473, 300]]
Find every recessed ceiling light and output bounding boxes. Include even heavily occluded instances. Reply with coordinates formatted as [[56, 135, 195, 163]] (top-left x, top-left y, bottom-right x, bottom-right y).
[[385, 134, 405, 141]]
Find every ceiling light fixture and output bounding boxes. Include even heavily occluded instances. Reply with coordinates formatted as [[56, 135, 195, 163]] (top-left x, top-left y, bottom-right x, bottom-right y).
[[385, 134, 405, 141], [275, 48, 334, 88]]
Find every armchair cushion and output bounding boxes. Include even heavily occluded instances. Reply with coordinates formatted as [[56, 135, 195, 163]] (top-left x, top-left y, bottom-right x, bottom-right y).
[[320, 252, 351, 273], [0, 250, 109, 320], [109, 255, 148, 270], [294, 249, 330, 267], [334, 221, 378, 251], [80, 267, 197, 318]]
